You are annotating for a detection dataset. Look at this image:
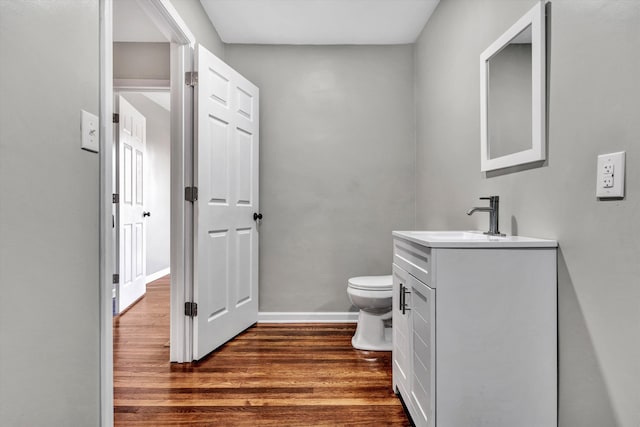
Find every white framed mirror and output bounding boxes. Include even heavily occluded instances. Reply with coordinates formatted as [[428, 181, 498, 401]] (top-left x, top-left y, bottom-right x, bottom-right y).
[[480, 1, 546, 172]]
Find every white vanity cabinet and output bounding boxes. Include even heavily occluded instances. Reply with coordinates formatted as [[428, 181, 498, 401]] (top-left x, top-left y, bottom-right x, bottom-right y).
[[392, 231, 558, 427]]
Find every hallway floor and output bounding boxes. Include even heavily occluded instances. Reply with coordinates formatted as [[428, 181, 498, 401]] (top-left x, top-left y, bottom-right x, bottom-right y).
[[113, 276, 411, 426]]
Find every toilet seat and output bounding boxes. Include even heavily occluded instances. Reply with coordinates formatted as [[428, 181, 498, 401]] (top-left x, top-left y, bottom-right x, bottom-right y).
[[348, 275, 392, 291]]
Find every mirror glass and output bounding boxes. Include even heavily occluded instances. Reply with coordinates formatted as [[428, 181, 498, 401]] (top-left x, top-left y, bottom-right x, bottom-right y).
[[479, 1, 545, 172], [487, 25, 532, 159]]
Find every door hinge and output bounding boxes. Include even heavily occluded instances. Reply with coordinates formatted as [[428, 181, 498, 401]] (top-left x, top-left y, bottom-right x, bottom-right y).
[[112, 193, 119, 203], [185, 302, 198, 317], [185, 71, 198, 87], [113, 273, 119, 284], [113, 113, 119, 124], [185, 186, 198, 202]]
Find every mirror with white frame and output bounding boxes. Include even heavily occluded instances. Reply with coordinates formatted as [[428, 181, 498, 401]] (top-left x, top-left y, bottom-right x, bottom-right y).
[[480, 1, 546, 172]]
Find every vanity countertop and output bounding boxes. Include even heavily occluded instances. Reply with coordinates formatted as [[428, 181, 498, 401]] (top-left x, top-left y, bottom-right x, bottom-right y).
[[393, 230, 558, 248]]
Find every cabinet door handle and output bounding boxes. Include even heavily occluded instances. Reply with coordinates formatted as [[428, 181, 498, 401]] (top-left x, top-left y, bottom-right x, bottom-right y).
[[399, 283, 404, 311], [402, 286, 411, 315]]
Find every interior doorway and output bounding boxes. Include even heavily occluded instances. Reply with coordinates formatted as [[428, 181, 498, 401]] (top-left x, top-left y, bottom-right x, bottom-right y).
[[107, 0, 195, 355], [101, 1, 261, 424], [100, 0, 196, 425], [111, 1, 173, 317]]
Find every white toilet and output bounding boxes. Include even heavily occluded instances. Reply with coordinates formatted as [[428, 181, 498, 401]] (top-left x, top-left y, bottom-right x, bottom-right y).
[[347, 275, 393, 351]]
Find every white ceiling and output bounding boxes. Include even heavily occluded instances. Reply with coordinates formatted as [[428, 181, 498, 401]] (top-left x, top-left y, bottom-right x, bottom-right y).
[[200, 0, 440, 45], [113, 0, 168, 42]]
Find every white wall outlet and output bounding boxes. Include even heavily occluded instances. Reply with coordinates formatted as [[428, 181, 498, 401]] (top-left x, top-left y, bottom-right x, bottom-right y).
[[596, 151, 625, 198], [81, 110, 99, 153]]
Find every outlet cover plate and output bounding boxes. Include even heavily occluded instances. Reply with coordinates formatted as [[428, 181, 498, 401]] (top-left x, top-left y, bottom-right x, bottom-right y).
[[596, 151, 625, 198]]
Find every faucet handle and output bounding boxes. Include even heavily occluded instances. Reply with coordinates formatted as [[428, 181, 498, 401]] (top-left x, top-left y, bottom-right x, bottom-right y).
[[480, 196, 499, 201]]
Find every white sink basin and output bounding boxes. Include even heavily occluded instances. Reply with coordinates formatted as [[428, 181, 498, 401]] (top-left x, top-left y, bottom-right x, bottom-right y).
[[393, 230, 557, 248]]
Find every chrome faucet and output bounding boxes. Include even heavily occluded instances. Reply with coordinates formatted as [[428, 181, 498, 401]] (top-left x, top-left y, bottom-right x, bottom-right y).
[[467, 196, 504, 236]]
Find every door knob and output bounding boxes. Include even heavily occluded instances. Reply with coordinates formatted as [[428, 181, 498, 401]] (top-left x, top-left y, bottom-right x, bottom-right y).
[[253, 213, 263, 221], [143, 211, 151, 218]]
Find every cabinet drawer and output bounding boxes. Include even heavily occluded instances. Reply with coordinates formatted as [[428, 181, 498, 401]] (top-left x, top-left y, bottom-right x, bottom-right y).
[[393, 238, 432, 286]]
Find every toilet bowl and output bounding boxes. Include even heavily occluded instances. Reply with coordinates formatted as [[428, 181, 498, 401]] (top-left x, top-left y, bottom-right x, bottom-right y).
[[347, 275, 393, 351]]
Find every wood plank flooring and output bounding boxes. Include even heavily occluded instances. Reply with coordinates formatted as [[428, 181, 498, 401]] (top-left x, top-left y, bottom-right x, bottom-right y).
[[114, 276, 411, 426]]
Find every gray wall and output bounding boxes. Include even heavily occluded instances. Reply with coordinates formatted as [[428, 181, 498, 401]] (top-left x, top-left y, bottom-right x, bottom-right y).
[[113, 42, 170, 80], [0, 1, 100, 425], [0, 0, 223, 425], [121, 93, 171, 276], [225, 45, 416, 312], [414, 1, 640, 426]]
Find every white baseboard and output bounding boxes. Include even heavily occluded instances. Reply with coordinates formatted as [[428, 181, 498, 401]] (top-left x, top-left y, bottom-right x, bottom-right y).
[[258, 311, 358, 323], [146, 267, 170, 284]]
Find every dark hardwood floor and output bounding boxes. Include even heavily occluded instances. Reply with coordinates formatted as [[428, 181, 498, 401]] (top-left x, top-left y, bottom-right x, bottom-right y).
[[114, 276, 410, 426]]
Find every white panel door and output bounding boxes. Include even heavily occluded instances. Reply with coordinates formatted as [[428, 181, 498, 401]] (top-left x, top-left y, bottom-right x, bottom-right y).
[[193, 44, 259, 360], [117, 95, 147, 313]]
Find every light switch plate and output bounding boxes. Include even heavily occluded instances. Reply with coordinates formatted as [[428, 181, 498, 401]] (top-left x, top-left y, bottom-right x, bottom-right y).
[[81, 110, 99, 153], [596, 151, 625, 198]]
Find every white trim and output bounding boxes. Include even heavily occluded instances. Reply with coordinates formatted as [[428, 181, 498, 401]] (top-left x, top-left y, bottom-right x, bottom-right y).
[[99, 2, 114, 426], [114, 78, 170, 90], [257, 312, 359, 323], [136, 0, 195, 46], [169, 42, 194, 363], [146, 267, 171, 283], [479, 0, 546, 172]]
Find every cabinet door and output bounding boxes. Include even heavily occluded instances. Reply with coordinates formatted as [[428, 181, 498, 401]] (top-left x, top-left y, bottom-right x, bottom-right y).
[[392, 264, 411, 403], [408, 274, 436, 427]]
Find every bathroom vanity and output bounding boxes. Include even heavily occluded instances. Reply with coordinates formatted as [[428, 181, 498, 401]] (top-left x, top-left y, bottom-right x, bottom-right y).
[[392, 231, 557, 427]]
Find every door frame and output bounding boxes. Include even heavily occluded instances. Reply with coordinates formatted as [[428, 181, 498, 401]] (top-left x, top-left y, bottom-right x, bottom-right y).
[[99, 1, 196, 425]]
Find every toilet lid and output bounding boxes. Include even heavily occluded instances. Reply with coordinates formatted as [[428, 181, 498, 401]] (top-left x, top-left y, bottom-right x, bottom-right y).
[[348, 275, 393, 291]]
